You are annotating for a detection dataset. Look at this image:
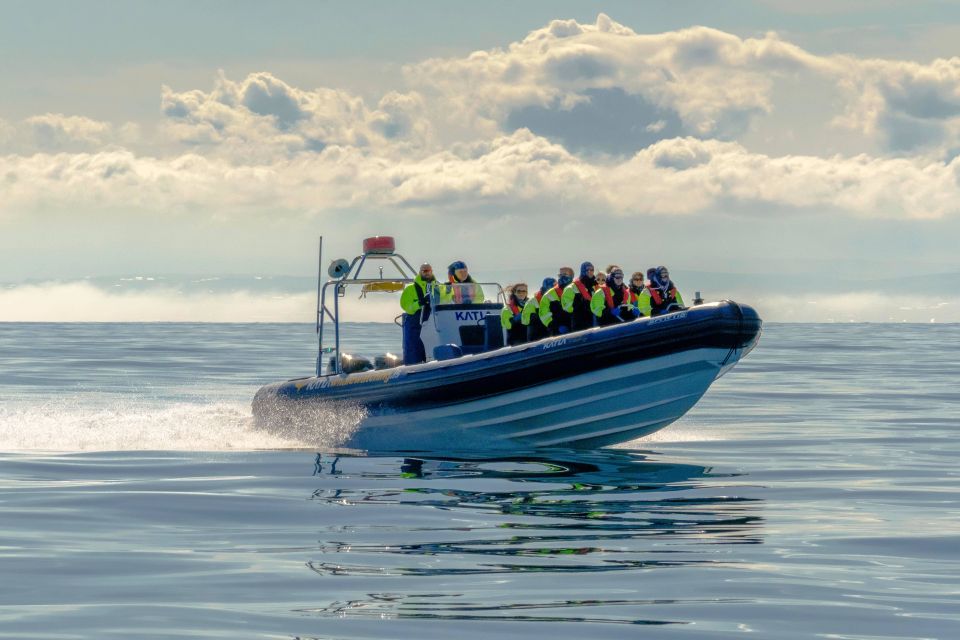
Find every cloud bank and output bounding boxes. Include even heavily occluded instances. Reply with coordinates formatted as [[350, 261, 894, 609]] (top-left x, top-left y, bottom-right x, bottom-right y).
[[3, 131, 958, 220], [2, 14, 960, 222]]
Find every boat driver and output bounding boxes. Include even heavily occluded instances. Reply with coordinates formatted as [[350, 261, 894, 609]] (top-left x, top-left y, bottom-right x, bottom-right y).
[[439, 260, 485, 304], [400, 263, 437, 365]]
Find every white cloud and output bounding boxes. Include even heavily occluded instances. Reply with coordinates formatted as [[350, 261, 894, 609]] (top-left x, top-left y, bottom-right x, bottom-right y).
[[609, 137, 960, 218], [0, 113, 141, 154], [159, 71, 431, 161], [403, 15, 960, 157], [25, 113, 114, 150], [404, 18, 827, 145]]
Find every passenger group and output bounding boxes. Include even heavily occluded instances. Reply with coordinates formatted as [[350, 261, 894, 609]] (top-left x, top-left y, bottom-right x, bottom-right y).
[[401, 259, 684, 364]]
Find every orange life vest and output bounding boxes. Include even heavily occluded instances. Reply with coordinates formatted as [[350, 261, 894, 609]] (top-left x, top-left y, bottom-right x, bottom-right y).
[[599, 284, 630, 309], [648, 286, 677, 305], [573, 278, 591, 300]]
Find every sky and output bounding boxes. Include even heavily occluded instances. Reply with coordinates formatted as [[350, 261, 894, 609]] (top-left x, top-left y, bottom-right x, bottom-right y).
[[2, 0, 959, 322]]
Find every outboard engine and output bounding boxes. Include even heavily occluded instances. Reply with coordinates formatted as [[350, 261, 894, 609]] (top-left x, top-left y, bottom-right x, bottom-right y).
[[329, 353, 373, 374], [374, 353, 402, 370]]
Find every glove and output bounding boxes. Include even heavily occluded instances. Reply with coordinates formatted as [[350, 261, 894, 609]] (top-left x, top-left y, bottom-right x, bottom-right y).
[[513, 313, 521, 324], [557, 325, 569, 335], [610, 306, 621, 319], [630, 306, 640, 318]]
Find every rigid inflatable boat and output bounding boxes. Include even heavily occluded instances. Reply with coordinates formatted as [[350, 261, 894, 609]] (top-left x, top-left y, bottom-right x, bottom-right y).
[[252, 237, 762, 448]]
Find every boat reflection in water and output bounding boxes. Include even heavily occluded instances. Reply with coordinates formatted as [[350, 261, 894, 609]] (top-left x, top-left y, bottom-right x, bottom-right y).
[[298, 448, 764, 627]]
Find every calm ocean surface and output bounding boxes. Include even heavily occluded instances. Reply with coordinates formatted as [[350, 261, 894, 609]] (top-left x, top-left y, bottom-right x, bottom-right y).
[[1, 322, 958, 639]]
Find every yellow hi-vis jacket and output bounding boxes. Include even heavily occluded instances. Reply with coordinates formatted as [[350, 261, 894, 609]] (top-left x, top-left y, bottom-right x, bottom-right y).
[[632, 289, 652, 317], [560, 278, 592, 313], [500, 298, 526, 330], [538, 284, 566, 327], [590, 283, 631, 318], [521, 294, 542, 326], [437, 278, 485, 304], [400, 275, 436, 315]]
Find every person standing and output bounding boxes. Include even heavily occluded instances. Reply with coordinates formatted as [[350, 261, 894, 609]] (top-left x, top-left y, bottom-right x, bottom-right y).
[[500, 282, 530, 346], [561, 261, 598, 332], [524, 277, 555, 342], [539, 267, 574, 336], [400, 263, 438, 365], [440, 260, 485, 304]]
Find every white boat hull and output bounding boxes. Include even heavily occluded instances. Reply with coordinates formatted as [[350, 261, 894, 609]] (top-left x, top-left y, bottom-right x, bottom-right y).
[[352, 346, 735, 449]]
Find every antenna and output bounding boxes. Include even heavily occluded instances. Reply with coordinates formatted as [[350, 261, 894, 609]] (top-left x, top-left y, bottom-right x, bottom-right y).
[[316, 236, 323, 376]]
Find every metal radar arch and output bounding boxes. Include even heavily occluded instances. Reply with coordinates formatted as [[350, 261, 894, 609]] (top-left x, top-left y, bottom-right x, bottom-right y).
[[316, 236, 419, 375]]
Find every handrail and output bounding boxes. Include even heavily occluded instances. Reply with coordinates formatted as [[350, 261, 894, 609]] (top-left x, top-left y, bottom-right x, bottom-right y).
[[316, 247, 505, 377]]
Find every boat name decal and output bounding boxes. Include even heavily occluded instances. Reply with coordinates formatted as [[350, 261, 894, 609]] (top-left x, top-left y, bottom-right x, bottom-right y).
[[649, 311, 688, 325], [327, 370, 395, 387], [454, 311, 489, 322], [542, 338, 567, 350], [297, 370, 395, 392]]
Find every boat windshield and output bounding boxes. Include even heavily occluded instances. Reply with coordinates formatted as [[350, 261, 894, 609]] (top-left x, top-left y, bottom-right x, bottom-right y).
[[430, 281, 490, 306]]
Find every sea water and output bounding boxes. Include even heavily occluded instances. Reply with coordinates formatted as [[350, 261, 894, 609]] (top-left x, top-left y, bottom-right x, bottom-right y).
[[0, 322, 958, 639]]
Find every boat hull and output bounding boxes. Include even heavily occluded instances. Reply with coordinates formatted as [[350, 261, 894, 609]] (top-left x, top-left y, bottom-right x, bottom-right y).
[[253, 301, 762, 449]]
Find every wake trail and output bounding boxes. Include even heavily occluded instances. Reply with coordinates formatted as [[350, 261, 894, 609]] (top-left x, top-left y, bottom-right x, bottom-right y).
[[0, 399, 303, 452]]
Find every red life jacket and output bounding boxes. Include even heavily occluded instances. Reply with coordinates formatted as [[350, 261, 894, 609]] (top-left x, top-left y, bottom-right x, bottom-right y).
[[551, 283, 565, 299], [535, 290, 544, 303], [507, 299, 522, 315], [573, 278, 591, 300], [599, 284, 630, 309], [649, 286, 677, 306]]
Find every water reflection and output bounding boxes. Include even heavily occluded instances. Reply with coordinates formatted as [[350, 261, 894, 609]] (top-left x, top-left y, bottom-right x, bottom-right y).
[[299, 448, 764, 625]]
